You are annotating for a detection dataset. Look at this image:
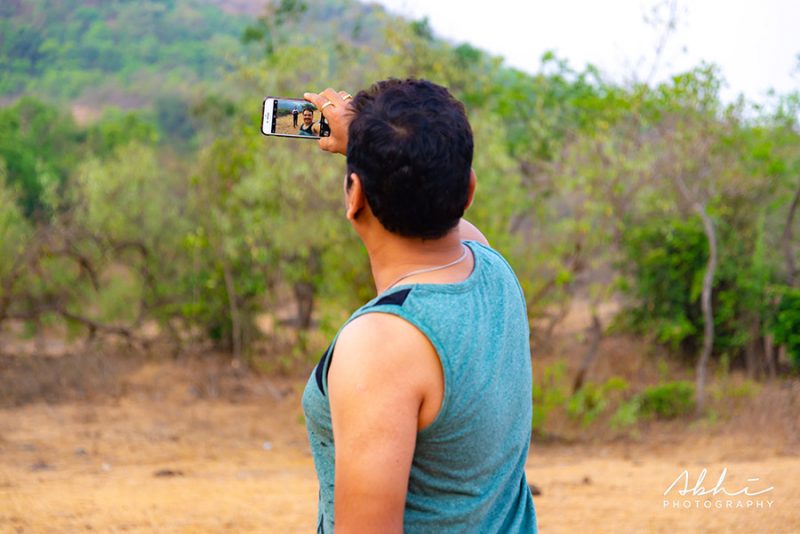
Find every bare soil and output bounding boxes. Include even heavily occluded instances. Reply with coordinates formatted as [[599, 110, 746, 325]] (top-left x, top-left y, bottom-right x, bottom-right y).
[[1, 345, 799, 533]]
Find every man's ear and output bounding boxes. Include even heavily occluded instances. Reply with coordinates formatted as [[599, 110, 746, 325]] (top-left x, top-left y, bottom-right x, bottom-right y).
[[464, 168, 477, 211], [346, 172, 366, 221]]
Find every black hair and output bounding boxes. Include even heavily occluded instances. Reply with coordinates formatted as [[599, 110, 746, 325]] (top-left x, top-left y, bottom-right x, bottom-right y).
[[346, 79, 473, 239]]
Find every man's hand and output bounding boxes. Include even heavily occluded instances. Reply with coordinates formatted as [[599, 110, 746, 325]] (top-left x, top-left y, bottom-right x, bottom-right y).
[[304, 88, 354, 155]]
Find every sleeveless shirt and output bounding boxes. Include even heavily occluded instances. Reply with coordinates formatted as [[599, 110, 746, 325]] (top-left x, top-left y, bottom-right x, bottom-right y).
[[302, 240, 538, 533]]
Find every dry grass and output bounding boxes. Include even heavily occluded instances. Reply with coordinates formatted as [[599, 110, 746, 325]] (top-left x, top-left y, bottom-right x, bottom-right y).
[[1, 331, 799, 532]]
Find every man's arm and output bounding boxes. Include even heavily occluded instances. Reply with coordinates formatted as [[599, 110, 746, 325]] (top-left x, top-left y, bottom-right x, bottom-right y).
[[328, 312, 442, 534]]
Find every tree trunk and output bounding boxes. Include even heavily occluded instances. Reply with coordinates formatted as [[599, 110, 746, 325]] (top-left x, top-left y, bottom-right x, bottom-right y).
[[783, 180, 800, 287], [778, 344, 789, 368], [572, 313, 603, 393], [764, 334, 777, 381], [222, 263, 242, 364], [744, 318, 761, 380], [293, 281, 315, 330], [745, 339, 759, 380], [694, 205, 718, 413], [672, 173, 718, 413], [293, 248, 321, 331]]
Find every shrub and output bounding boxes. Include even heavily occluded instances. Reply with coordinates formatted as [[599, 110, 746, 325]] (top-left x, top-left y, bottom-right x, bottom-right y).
[[610, 398, 642, 428], [770, 287, 800, 369], [711, 378, 761, 402], [531, 362, 567, 434], [618, 216, 777, 361], [611, 380, 695, 427], [637, 381, 695, 419], [566, 377, 629, 427], [618, 218, 707, 350]]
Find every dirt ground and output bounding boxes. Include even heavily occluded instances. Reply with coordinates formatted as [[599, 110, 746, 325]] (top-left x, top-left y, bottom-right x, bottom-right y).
[[1, 347, 799, 533]]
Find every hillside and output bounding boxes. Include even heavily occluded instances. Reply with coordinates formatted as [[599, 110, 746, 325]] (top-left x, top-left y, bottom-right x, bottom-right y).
[[0, 0, 251, 104], [0, 0, 395, 111]]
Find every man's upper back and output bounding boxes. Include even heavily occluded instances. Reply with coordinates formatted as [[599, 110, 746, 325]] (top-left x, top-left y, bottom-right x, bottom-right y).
[[303, 240, 537, 533]]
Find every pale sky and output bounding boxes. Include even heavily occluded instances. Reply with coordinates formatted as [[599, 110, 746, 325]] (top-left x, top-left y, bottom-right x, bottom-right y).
[[375, 0, 800, 104]]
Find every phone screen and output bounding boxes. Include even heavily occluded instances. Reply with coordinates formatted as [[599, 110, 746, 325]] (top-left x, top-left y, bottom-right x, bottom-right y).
[[262, 97, 331, 139]]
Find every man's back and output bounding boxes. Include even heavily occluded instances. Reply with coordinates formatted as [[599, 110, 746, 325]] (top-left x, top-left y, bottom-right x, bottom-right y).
[[303, 240, 537, 533]]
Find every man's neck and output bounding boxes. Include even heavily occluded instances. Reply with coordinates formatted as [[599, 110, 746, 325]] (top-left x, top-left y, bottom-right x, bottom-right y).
[[364, 230, 465, 294]]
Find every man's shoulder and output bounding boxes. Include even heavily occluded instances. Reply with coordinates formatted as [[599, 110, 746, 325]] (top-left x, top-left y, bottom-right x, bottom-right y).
[[339, 312, 431, 353], [333, 311, 436, 377], [329, 310, 441, 420]]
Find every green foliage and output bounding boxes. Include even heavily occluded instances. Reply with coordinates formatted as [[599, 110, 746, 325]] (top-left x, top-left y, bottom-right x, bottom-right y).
[[610, 398, 642, 428], [0, 97, 83, 217], [619, 208, 791, 361], [0, 163, 31, 282], [241, 0, 308, 56], [1, 0, 799, 374], [770, 287, 800, 369], [409, 17, 434, 41], [154, 94, 195, 145], [566, 377, 629, 427], [73, 142, 186, 324], [533, 367, 635, 431], [530, 367, 692, 432], [637, 381, 695, 419], [86, 109, 160, 157], [711, 379, 761, 403], [0, 98, 163, 218], [0, 0, 248, 100], [531, 362, 567, 434], [620, 217, 707, 349], [611, 380, 696, 427]]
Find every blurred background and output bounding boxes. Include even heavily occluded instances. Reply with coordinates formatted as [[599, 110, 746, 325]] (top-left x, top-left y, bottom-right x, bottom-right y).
[[0, 1, 798, 532]]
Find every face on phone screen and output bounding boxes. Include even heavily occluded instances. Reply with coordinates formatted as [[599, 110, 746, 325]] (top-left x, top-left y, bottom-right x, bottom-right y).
[[263, 97, 331, 139]]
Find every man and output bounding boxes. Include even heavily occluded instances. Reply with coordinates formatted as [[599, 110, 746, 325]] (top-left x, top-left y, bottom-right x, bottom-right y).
[[292, 107, 299, 128], [298, 108, 320, 136], [302, 79, 537, 533]]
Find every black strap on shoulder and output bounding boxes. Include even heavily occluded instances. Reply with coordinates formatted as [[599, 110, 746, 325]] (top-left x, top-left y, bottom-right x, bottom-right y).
[[315, 343, 332, 396], [368, 288, 412, 308]]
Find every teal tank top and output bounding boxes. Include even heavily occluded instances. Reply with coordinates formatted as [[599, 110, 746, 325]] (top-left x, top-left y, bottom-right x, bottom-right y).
[[302, 240, 537, 533]]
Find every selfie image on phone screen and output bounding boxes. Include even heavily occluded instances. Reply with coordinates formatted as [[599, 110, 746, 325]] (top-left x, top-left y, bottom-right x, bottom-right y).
[[262, 97, 331, 139]]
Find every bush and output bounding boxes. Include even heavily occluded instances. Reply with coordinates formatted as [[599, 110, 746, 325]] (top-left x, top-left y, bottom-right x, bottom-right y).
[[637, 381, 695, 419], [711, 379, 760, 405], [619, 218, 707, 350], [611, 380, 695, 428], [770, 287, 800, 369], [566, 377, 629, 427], [618, 216, 777, 361], [610, 398, 642, 428], [531, 362, 567, 434]]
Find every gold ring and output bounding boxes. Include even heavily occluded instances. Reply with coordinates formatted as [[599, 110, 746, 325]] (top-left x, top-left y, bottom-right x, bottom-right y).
[[342, 93, 353, 101], [321, 101, 334, 111]]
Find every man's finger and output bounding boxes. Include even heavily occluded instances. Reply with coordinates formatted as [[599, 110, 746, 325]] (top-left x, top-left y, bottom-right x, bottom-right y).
[[321, 87, 347, 108], [304, 91, 327, 110], [318, 137, 332, 152]]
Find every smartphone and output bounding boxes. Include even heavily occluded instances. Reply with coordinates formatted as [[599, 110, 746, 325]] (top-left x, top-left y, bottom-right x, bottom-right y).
[[261, 96, 331, 139]]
